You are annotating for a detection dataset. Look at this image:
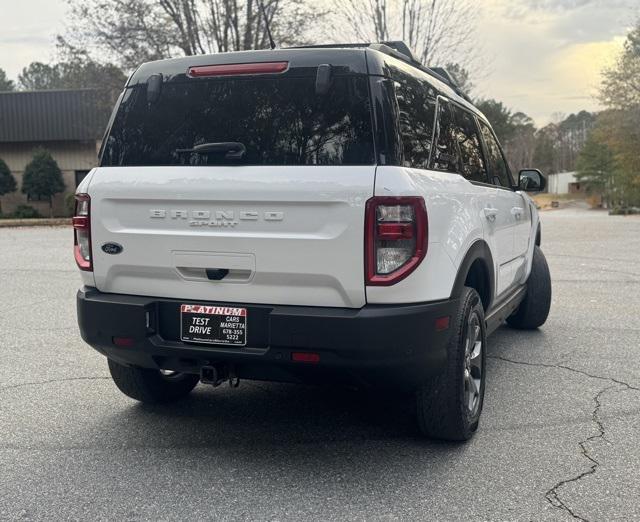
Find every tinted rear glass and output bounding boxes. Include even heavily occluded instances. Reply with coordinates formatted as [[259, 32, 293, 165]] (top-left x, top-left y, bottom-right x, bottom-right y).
[[479, 121, 513, 187], [101, 75, 375, 166], [451, 105, 487, 183], [431, 99, 460, 173]]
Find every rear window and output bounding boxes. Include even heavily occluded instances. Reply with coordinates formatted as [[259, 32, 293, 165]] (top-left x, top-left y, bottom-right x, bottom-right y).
[[101, 75, 375, 167]]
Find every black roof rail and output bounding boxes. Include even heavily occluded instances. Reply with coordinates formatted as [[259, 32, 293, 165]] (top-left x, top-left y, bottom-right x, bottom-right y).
[[368, 43, 414, 64], [290, 42, 374, 50], [369, 44, 472, 102], [428, 67, 472, 103], [378, 41, 416, 61], [287, 41, 472, 103]]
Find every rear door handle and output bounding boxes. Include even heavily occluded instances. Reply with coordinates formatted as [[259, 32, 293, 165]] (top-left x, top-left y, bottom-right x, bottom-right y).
[[483, 207, 499, 222], [511, 207, 524, 219]]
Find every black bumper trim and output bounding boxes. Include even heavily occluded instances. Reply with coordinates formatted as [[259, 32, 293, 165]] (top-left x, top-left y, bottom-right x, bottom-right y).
[[77, 287, 458, 388]]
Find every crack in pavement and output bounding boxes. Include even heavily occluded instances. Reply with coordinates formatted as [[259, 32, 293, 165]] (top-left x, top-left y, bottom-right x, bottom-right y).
[[489, 355, 640, 521], [0, 376, 110, 391], [545, 385, 614, 522], [489, 355, 640, 392]]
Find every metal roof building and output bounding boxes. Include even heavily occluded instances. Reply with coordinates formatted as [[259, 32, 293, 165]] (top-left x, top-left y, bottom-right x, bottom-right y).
[[0, 89, 110, 217], [0, 89, 108, 143]]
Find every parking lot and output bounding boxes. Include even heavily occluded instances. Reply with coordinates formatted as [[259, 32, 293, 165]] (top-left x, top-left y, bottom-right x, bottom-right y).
[[1, 207, 639, 521]]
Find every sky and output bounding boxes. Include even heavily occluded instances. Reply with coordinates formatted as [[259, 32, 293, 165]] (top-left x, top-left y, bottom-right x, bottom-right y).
[[472, 0, 636, 124], [0, 0, 637, 126]]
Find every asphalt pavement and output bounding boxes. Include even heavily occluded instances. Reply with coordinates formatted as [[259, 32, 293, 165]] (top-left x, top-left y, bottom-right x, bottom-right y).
[[1, 207, 639, 521]]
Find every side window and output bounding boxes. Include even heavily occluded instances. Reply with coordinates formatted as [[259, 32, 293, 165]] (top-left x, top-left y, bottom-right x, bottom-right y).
[[430, 99, 461, 173], [392, 70, 437, 169], [479, 122, 513, 188], [450, 106, 487, 183]]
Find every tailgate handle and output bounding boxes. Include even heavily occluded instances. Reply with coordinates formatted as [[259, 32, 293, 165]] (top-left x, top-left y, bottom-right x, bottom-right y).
[[205, 268, 229, 281]]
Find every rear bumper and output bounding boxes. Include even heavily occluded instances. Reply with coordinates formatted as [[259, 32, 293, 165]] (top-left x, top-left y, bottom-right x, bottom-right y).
[[77, 287, 458, 388]]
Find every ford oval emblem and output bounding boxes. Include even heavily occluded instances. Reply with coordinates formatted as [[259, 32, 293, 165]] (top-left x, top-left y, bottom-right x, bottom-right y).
[[101, 242, 123, 255]]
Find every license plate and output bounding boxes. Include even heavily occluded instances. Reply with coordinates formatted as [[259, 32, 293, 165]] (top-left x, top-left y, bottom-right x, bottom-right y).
[[180, 304, 247, 346]]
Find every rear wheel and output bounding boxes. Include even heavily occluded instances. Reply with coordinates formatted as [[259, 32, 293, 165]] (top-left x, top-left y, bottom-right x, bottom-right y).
[[416, 287, 486, 441], [507, 245, 551, 329], [108, 359, 199, 403]]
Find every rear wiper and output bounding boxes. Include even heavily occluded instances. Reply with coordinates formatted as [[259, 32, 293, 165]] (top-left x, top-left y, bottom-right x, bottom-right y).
[[175, 142, 246, 160]]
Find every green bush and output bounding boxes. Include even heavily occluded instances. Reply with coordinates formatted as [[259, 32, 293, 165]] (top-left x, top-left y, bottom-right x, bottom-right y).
[[12, 204, 42, 219]]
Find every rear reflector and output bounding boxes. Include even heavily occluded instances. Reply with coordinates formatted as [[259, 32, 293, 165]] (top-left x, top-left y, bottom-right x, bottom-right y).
[[113, 337, 135, 347], [435, 316, 450, 331], [291, 352, 320, 363], [187, 62, 289, 78]]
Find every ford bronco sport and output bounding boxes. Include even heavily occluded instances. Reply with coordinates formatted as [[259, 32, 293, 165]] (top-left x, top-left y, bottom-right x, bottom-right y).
[[75, 42, 552, 441]]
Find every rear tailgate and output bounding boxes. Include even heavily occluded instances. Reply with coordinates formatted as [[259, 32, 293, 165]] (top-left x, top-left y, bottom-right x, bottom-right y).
[[88, 166, 373, 307]]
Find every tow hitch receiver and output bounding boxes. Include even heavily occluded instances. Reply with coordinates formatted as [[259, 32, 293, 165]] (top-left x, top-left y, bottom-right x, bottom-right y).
[[200, 364, 239, 388], [201, 365, 224, 386]]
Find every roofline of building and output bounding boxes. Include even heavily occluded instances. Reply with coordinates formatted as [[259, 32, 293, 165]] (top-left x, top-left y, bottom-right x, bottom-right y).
[[0, 88, 100, 95]]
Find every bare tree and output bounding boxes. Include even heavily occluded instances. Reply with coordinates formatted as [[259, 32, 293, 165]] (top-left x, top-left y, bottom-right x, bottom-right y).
[[503, 113, 536, 172], [61, 0, 323, 69], [333, 0, 478, 69], [339, 0, 390, 41]]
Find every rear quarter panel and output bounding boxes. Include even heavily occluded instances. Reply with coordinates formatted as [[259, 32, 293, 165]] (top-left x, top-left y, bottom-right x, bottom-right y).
[[368, 166, 484, 304]]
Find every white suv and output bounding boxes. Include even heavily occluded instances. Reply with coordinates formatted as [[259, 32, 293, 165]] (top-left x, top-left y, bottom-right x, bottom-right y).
[[75, 42, 551, 441]]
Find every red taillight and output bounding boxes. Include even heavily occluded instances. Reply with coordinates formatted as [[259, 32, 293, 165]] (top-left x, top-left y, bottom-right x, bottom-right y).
[[73, 194, 92, 271], [72, 216, 88, 229], [377, 222, 414, 240], [187, 62, 289, 78], [365, 196, 427, 286]]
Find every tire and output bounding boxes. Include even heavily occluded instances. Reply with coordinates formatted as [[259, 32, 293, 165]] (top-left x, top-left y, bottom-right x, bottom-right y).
[[507, 245, 551, 329], [416, 287, 486, 441], [108, 359, 199, 403]]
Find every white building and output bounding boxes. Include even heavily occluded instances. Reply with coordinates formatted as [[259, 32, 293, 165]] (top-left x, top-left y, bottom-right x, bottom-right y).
[[547, 171, 585, 195]]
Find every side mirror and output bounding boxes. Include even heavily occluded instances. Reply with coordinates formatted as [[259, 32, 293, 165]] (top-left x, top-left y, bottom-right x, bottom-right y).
[[519, 169, 546, 192]]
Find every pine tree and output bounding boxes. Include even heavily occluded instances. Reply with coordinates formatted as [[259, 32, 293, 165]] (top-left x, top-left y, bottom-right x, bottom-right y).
[[575, 133, 617, 208]]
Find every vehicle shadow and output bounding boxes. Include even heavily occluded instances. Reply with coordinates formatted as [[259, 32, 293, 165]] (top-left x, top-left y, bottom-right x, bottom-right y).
[[94, 326, 549, 458], [93, 381, 476, 482], [105, 383, 424, 448]]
